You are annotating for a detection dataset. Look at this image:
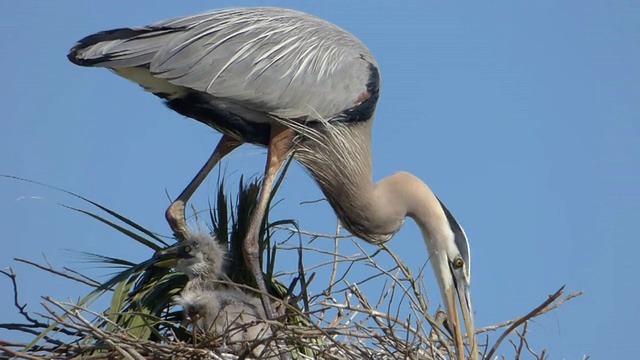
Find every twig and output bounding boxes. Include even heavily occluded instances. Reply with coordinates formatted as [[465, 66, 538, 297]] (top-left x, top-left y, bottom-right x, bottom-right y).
[[328, 221, 341, 296], [1, 268, 37, 325], [272, 225, 354, 240], [521, 333, 539, 359], [1, 220, 585, 360], [0, 345, 42, 360], [515, 321, 528, 359], [477, 289, 583, 334], [63, 267, 101, 287], [485, 286, 566, 359], [0, 268, 79, 340], [14, 258, 100, 288]]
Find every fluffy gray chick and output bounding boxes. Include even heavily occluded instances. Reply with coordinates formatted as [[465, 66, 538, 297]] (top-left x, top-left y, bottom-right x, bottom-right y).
[[155, 232, 274, 356]]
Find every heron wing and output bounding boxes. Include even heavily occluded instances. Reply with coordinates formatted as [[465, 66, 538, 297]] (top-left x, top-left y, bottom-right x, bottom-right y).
[[70, 7, 378, 120]]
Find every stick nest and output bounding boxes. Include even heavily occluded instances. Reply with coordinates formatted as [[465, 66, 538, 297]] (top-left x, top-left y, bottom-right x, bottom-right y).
[[0, 227, 581, 359], [0, 177, 582, 359]]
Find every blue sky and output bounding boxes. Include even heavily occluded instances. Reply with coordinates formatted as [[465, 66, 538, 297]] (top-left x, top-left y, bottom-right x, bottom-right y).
[[1, 1, 638, 358]]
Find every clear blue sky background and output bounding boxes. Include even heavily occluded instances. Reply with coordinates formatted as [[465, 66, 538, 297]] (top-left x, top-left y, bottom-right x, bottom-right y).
[[1, 2, 638, 358]]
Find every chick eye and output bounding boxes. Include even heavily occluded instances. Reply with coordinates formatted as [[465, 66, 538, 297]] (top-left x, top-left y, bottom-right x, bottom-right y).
[[452, 258, 464, 269], [184, 245, 192, 253]]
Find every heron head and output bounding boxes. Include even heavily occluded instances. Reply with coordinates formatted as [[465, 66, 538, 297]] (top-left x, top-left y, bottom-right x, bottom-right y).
[[154, 232, 227, 279], [427, 200, 477, 360]]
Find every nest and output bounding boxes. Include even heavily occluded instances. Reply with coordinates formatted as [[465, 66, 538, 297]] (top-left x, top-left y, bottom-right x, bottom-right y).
[[0, 177, 582, 359], [0, 240, 580, 359]]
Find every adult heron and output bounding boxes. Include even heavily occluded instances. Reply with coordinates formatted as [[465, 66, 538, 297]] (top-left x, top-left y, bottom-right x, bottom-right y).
[[68, 7, 477, 359]]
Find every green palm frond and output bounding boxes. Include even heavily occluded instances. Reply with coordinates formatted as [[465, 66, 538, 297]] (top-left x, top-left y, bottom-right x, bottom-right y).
[[3, 169, 319, 355], [74, 252, 136, 268], [89, 176, 299, 331]]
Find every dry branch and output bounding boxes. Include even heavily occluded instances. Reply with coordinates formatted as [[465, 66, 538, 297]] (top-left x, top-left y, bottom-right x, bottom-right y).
[[1, 227, 582, 360]]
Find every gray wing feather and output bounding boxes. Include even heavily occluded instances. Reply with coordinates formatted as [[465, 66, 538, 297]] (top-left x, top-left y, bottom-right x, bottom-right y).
[[71, 7, 377, 120], [71, 28, 180, 68]]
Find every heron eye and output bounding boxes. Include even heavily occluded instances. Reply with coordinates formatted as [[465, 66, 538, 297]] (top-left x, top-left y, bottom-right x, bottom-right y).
[[453, 258, 464, 269], [184, 245, 192, 253]]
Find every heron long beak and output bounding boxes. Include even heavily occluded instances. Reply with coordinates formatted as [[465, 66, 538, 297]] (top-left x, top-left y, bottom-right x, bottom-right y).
[[443, 285, 464, 360], [152, 246, 180, 268], [443, 278, 477, 360], [456, 279, 477, 360]]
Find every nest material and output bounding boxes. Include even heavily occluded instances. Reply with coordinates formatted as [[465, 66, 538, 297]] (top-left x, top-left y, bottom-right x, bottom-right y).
[[0, 176, 583, 359], [0, 233, 581, 360]]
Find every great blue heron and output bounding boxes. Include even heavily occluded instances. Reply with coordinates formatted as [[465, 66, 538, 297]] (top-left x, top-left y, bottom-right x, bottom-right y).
[[154, 232, 273, 357], [68, 7, 477, 359], [176, 288, 273, 356]]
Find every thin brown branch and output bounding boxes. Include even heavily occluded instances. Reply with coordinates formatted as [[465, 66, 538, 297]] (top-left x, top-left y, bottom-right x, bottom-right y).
[[328, 221, 341, 296], [1, 217, 585, 360], [1, 268, 36, 324], [477, 289, 583, 334], [521, 331, 540, 359], [515, 321, 528, 359], [0, 345, 43, 360], [485, 286, 567, 359], [14, 258, 100, 288], [62, 267, 101, 287], [272, 225, 354, 240], [0, 268, 80, 340]]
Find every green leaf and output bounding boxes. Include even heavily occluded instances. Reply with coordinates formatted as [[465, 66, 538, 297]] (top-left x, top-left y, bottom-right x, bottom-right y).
[[62, 205, 163, 251]]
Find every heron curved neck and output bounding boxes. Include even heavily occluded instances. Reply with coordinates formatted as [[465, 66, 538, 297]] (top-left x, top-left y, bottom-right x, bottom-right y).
[[373, 172, 451, 245], [295, 121, 448, 244]]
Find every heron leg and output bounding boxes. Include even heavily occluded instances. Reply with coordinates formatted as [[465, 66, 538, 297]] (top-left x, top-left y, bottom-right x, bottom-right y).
[[166, 134, 242, 241], [192, 318, 198, 347], [243, 125, 295, 322]]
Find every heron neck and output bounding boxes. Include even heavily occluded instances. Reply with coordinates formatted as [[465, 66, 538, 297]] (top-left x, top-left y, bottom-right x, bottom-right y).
[[374, 172, 451, 247], [296, 121, 447, 244]]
